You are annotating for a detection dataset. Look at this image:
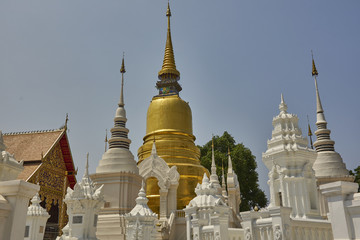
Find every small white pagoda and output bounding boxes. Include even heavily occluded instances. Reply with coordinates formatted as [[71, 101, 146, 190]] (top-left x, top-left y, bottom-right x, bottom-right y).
[[57, 155, 104, 240]]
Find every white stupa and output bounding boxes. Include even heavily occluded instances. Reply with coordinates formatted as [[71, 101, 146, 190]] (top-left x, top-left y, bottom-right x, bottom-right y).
[[90, 57, 142, 240], [262, 94, 320, 219], [125, 181, 158, 240], [311, 59, 353, 182]]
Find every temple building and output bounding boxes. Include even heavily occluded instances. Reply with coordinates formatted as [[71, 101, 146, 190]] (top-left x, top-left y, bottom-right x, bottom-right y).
[[137, 3, 208, 212], [2, 123, 77, 239]]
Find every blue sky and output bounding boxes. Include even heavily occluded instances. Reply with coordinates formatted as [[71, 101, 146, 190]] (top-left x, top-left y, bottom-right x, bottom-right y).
[[1, 0, 359, 198]]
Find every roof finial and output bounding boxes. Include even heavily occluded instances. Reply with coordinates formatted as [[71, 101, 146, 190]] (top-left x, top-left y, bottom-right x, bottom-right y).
[[151, 137, 157, 156], [105, 129, 108, 152], [307, 115, 313, 149], [312, 50, 318, 77], [279, 93, 288, 113], [119, 54, 125, 107], [64, 113, 69, 130], [158, 1, 180, 81], [120, 52, 126, 73]]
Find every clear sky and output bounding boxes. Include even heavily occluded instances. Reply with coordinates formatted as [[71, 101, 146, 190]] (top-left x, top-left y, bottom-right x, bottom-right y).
[[1, 0, 359, 199]]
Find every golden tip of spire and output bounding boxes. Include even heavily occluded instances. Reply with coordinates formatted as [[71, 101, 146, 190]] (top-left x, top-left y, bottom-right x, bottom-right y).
[[166, 1, 171, 17], [158, 2, 180, 80], [228, 147, 230, 155], [120, 54, 126, 73], [311, 51, 318, 76]]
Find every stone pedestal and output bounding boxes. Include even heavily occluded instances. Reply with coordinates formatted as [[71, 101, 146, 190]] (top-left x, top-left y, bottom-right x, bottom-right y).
[[320, 181, 360, 240]]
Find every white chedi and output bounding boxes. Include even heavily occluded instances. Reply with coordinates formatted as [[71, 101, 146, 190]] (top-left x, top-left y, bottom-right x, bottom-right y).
[[312, 76, 352, 180], [187, 173, 226, 208], [125, 181, 158, 240], [262, 94, 320, 219], [184, 173, 230, 240], [25, 192, 50, 240], [57, 155, 104, 240], [90, 58, 142, 240]]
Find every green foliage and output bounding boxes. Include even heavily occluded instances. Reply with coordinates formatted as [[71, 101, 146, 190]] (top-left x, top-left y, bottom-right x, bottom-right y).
[[198, 131, 268, 211], [349, 166, 360, 192]]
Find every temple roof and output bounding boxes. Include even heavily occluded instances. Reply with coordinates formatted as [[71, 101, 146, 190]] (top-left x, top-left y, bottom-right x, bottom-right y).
[[3, 128, 76, 188], [3, 130, 63, 161]]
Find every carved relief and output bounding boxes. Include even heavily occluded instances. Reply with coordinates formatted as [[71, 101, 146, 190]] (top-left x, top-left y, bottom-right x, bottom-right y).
[[28, 143, 70, 234], [274, 225, 282, 240], [245, 227, 252, 240]]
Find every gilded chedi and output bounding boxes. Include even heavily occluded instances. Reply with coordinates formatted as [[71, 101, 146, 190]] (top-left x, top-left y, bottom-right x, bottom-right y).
[[137, 3, 208, 211]]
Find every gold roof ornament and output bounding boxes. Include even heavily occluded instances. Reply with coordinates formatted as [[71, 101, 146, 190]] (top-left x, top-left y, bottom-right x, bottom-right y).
[[119, 54, 125, 107], [120, 53, 126, 74], [312, 50, 318, 76], [158, 2, 180, 80]]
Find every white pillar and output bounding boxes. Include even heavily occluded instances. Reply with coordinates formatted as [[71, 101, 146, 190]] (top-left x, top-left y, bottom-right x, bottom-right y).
[[167, 184, 178, 215], [185, 213, 191, 240], [0, 180, 39, 240], [159, 189, 168, 220], [320, 181, 358, 240]]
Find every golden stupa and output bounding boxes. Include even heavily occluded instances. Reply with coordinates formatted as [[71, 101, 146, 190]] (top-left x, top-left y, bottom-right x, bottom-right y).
[[137, 3, 208, 212]]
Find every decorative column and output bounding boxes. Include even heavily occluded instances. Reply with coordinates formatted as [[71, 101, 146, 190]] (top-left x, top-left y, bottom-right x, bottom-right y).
[[159, 189, 168, 220], [167, 183, 178, 215]]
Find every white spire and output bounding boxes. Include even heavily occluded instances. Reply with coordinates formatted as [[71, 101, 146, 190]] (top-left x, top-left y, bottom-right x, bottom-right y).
[[315, 77, 327, 125], [151, 140, 158, 156], [221, 163, 228, 200], [128, 180, 157, 217], [227, 148, 233, 174], [211, 137, 216, 175], [209, 136, 221, 192], [313, 76, 335, 152], [109, 56, 131, 149], [84, 152, 89, 177], [96, 55, 139, 174], [279, 93, 288, 114]]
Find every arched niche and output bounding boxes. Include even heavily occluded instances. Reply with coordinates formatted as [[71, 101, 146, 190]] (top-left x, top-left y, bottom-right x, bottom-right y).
[[138, 143, 179, 220]]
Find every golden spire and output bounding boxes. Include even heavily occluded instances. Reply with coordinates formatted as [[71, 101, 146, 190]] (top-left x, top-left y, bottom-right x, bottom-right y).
[[119, 54, 125, 107], [312, 50, 318, 76], [120, 53, 126, 74], [158, 2, 180, 80]]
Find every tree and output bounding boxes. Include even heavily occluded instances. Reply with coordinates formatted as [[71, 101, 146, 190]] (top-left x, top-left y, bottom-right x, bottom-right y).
[[198, 131, 267, 211], [349, 166, 360, 192]]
